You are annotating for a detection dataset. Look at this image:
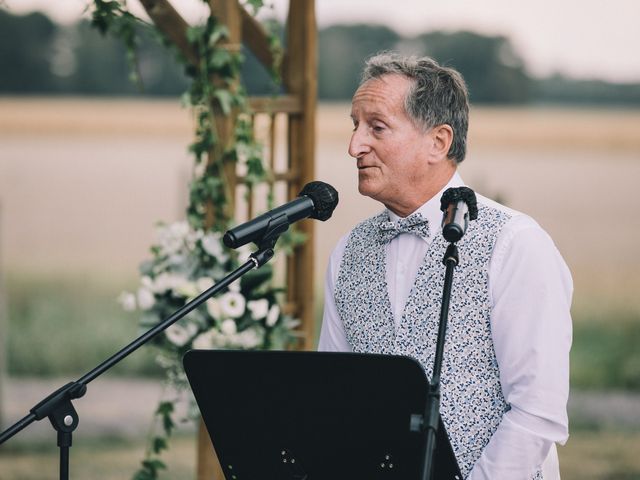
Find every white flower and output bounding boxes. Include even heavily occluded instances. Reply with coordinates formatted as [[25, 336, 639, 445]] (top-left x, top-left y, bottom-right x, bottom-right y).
[[266, 304, 280, 327], [206, 298, 222, 320], [118, 292, 137, 311], [137, 287, 156, 310], [152, 272, 187, 293], [220, 291, 246, 319], [174, 281, 198, 299], [233, 328, 263, 349], [196, 276, 214, 293], [201, 233, 228, 263], [165, 322, 198, 347], [247, 299, 269, 320], [192, 329, 217, 349], [156, 222, 189, 256], [220, 319, 237, 336]]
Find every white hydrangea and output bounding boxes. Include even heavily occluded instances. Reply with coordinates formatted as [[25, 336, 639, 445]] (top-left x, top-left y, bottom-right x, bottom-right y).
[[151, 272, 188, 294], [156, 221, 189, 257]]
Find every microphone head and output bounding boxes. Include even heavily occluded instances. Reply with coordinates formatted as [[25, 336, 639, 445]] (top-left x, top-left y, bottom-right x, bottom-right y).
[[299, 181, 339, 221], [439, 186, 478, 220]]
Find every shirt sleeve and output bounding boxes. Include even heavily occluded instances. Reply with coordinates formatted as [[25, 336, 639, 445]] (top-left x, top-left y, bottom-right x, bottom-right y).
[[317, 235, 352, 352], [469, 215, 573, 479]]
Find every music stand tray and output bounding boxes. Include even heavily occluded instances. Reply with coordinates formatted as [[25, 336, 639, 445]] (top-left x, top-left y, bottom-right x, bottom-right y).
[[184, 350, 462, 480]]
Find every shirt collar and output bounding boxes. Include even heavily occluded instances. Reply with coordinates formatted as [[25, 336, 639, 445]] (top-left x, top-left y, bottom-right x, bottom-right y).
[[387, 171, 465, 241]]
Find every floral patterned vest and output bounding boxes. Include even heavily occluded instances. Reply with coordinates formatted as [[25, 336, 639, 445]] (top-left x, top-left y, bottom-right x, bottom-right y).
[[334, 202, 541, 478]]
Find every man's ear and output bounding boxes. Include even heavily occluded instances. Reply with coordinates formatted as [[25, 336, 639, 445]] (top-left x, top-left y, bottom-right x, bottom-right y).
[[429, 124, 454, 162]]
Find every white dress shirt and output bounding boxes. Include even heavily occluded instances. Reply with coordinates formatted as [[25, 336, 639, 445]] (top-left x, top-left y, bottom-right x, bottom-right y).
[[318, 172, 573, 479]]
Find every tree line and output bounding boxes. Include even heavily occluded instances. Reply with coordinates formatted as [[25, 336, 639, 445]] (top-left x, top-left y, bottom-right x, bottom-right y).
[[1, 9, 640, 105]]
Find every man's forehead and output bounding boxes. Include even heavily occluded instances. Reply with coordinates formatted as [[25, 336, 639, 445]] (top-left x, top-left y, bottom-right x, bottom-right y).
[[351, 74, 411, 116]]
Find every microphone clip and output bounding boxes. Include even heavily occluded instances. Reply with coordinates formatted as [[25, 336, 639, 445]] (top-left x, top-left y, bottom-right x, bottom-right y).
[[250, 212, 289, 268]]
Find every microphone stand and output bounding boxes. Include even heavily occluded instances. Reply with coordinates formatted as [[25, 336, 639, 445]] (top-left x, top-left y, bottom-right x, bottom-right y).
[[420, 241, 459, 480], [0, 220, 288, 480]]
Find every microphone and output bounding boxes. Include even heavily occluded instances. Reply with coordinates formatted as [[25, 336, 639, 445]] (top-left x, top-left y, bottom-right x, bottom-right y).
[[440, 187, 478, 243], [223, 181, 339, 249]]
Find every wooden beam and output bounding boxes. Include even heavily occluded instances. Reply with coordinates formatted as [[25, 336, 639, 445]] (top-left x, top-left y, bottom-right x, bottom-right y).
[[239, 6, 276, 72], [138, 0, 199, 66], [283, 0, 317, 351]]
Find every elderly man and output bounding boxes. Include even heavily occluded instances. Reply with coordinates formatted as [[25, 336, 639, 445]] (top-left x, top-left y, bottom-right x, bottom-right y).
[[318, 52, 572, 479]]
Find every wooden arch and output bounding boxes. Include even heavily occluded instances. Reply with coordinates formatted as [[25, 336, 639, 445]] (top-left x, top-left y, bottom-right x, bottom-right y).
[[137, 1, 317, 478]]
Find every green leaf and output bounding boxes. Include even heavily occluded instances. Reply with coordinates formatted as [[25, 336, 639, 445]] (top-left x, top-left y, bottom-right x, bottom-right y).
[[214, 90, 233, 115], [152, 436, 168, 454]]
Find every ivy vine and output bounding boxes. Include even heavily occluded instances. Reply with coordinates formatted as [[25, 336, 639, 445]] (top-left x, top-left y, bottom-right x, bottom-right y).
[[88, 1, 303, 478]]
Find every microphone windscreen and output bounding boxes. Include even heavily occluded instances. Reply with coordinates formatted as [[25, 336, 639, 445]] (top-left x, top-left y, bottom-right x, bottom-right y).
[[299, 181, 339, 221]]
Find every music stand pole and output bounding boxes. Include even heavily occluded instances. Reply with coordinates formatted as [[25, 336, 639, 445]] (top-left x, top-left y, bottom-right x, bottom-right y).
[[420, 242, 459, 480]]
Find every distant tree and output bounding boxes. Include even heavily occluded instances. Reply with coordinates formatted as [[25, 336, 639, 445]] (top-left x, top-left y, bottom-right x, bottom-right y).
[[534, 74, 640, 105], [415, 31, 531, 103], [0, 10, 57, 92], [318, 24, 400, 99]]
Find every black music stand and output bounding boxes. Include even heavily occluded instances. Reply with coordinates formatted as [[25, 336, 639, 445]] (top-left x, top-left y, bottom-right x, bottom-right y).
[[183, 350, 462, 480]]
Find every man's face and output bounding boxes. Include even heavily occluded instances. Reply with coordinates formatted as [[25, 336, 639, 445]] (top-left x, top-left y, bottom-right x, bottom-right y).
[[349, 74, 434, 213]]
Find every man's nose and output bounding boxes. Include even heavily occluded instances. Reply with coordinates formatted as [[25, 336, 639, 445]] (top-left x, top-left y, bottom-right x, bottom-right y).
[[348, 126, 370, 158]]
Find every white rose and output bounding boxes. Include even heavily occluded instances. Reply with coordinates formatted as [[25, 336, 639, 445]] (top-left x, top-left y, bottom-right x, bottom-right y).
[[118, 292, 137, 311], [247, 299, 269, 320], [206, 298, 222, 320], [266, 304, 280, 327], [220, 319, 237, 336], [220, 291, 246, 319], [137, 287, 156, 310], [165, 322, 198, 347]]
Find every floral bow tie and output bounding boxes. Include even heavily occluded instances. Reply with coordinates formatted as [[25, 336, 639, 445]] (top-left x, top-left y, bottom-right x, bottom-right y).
[[378, 212, 430, 244]]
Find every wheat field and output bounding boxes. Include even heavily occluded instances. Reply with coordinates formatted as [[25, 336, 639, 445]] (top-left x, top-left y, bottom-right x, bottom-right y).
[[1, 97, 639, 313]]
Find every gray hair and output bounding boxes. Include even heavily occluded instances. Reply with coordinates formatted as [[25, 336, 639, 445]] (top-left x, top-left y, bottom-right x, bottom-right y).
[[360, 52, 469, 164]]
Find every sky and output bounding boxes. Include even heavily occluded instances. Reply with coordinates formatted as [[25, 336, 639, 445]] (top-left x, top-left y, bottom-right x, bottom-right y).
[[4, 0, 640, 83]]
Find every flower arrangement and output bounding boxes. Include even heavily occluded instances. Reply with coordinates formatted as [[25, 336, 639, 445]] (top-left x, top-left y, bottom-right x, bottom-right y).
[[118, 221, 299, 385]]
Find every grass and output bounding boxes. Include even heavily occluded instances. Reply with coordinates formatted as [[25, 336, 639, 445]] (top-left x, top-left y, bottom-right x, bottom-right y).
[[0, 435, 196, 480], [570, 306, 640, 391], [4, 275, 640, 392], [4, 273, 162, 377], [0, 428, 639, 480]]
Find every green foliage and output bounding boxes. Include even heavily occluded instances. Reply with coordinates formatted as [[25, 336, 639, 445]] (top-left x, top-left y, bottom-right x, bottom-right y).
[[416, 31, 531, 103], [571, 310, 640, 391]]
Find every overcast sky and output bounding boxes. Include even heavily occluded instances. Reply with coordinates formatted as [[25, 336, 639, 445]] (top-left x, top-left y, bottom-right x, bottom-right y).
[[5, 0, 640, 82]]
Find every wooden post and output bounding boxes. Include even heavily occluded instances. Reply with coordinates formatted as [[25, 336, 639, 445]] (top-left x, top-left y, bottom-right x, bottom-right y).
[[283, 0, 317, 350]]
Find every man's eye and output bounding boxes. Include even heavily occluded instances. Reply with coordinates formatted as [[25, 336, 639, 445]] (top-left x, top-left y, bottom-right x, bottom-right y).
[[372, 125, 385, 133]]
